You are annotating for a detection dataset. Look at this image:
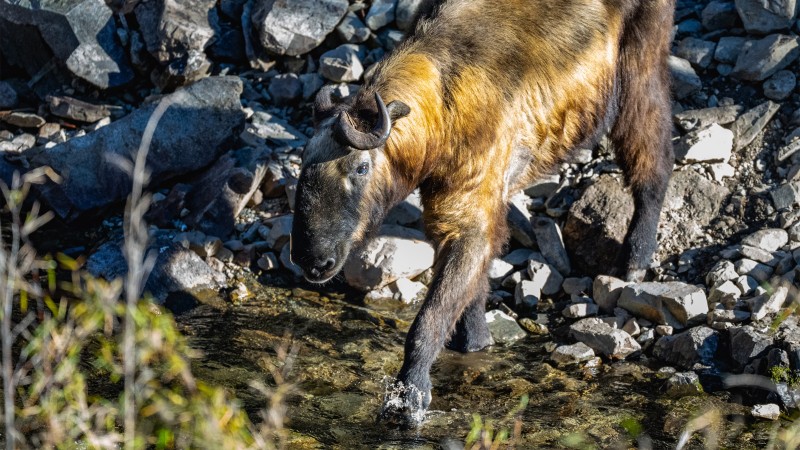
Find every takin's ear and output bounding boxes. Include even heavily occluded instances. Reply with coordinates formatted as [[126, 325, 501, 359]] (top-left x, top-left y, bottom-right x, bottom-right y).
[[387, 100, 411, 121]]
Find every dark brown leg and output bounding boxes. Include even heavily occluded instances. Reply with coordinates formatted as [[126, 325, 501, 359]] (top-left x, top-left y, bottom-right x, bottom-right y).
[[610, 0, 675, 282], [445, 285, 493, 353]]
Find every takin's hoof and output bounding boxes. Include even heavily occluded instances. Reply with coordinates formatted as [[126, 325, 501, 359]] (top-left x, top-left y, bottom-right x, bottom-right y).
[[377, 381, 431, 429]]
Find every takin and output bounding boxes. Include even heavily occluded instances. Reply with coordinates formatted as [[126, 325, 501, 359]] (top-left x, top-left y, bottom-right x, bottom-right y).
[[290, 0, 675, 428]]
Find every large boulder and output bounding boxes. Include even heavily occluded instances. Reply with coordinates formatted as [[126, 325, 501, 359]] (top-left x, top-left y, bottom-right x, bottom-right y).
[[28, 77, 245, 220], [0, 0, 134, 89], [734, 0, 798, 34], [251, 0, 349, 56]]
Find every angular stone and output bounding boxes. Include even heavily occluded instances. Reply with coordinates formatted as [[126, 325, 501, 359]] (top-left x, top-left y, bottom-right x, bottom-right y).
[[47, 95, 114, 123], [29, 77, 245, 220], [568, 318, 640, 359], [507, 193, 536, 248], [593, 275, 631, 313], [551, 342, 595, 366], [708, 308, 751, 324], [708, 280, 741, 304], [502, 248, 537, 266], [772, 181, 800, 210], [733, 101, 781, 151], [763, 70, 797, 100], [251, 0, 349, 56], [653, 326, 719, 369], [748, 284, 790, 320], [391, 277, 426, 303], [562, 277, 593, 296], [674, 105, 742, 132], [515, 280, 541, 308], [729, 326, 774, 366], [268, 73, 303, 105], [396, 0, 428, 30], [735, 258, 774, 282], [674, 38, 716, 68], [527, 260, 563, 296], [715, 36, 748, 64], [735, 0, 798, 34], [343, 228, 435, 290], [319, 44, 364, 83], [531, 216, 570, 275], [732, 34, 800, 81], [365, 0, 396, 30], [336, 11, 371, 43], [241, 111, 307, 149], [488, 258, 514, 283], [668, 55, 702, 99], [742, 228, 789, 252], [665, 371, 705, 398], [702, 1, 740, 30], [618, 282, 709, 329], [562, 302, 599, 319], [751, 404, 781, 420], [674, 124, 734, 164], [485, 310, 526, 344]]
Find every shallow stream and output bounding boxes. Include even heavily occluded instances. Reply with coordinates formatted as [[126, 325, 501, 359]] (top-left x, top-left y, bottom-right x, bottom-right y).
[[175, 276, 780, 449]]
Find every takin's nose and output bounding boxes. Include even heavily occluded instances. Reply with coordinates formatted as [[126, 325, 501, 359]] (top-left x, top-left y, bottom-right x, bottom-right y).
[[308, 257, 336, 279]]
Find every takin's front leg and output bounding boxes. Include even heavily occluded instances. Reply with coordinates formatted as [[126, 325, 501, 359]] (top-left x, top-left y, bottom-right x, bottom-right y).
[[445, 281, 494, 353], [379, 229, 493, 428]]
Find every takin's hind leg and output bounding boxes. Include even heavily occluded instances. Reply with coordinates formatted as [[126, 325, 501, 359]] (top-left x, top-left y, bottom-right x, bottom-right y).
[[609, 0, 675, 282], [445, 285, 494, 353]]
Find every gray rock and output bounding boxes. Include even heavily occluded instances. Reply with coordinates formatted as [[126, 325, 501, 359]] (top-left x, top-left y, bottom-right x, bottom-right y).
[[384, 191, 423, 226], [365, 0, 396, 30], [502, 248, 537, 266], [674, 105, 742, 132], [527, 260, 563, 296], [391, 277, 427, 303], [674, 124, 734, 164], [748, 284, 790, 320], [706, 259, 739, 288], [551, 342, 595, 366], [268, 73, 303, 105], [776, 383, 800, 409], [0, 0, 134, 89], [777, 139, 800, 163], [343, 227, 435, 290], [751, 404, 781, 420], [300, 73, 325, 100], [665, 371, 705, 398], [593, 275, 631, 313], [0, 112, 45, 128], [0, 81, 18, 109], [515, 280, 541, 308], [524, 173, 560, 198], [742, 228, 789, 252], [488, 258, 514, 284], [675, 38, 716, 68], [29, 77, 245, 220], [618, 282, 709, 329], [732, 34, 800, 81], [733, 101, 781, 151], [531, 216, 571, 275], [739, 245, 781, 266], [708, 280, 741, 304], [735, 275, 759, 296], [568, 317, 641, 359], [563, 302, 599, 319], [653, 326, 719, 369], [87, 238, 225, 303], [735, 0, 798, 34], [508, 194, 536, 248], [735, 258, 774, 282], [708, 308, 750, 323], [714, 36, 748, 64], [251, 0, 348, 56], [241, 110, 307, 149], [47, 96, 114, 123], [772, 181, 800, 210], [319, 44, 364, 83], [729, 326, 774, 366], [702, 1, 740, 30], [134, 0, 216, 87], [336, 11, 371, 43], [763, 70, 797, 100], [668, 55, 702, 99], [485, 310, 526, 344], [182, 147, 271, 238], [396, 0, 428, 31], [562, 277, 593, 296]]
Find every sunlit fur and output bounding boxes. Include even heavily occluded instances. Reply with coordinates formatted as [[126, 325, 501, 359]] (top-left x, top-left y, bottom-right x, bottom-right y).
[[294, 0, 675, 426]]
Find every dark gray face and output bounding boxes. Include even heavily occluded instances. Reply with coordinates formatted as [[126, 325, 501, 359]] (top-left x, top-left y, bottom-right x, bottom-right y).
[[291, 126, 390, 283]]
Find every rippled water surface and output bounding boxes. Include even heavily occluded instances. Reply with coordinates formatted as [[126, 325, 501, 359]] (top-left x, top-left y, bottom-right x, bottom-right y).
[[175, 277, 779, 449]]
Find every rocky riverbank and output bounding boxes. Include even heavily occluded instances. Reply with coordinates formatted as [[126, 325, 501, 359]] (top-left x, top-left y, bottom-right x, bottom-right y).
[[1, 0, 799, 440]]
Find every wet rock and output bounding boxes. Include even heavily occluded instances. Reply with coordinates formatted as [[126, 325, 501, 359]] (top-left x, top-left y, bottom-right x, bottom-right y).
[[241, 111, 307, 149], [733, 101, 781, 151], [751, 404, 781, 420], [618, 282, 708, 329], [251, 0, 349, 56], [531, 216, 571, 275], [0, 112, 45, 128], [365, 0, 396, 30], [527, 260, 563, 296], [593, 275, 630, 313], [485, 310, 526, 344], [665, 371, 705, 398], [343, 227, 435, 290], [742, 229, 789, 252], [674, 124, 734, 164], [0, 0, 133, 89], [268, 73, 303, 105], [568, 318, 641, 359], [183, 147, 271, 238], [653, 326, 719, 369], [0, 81, 18, 109], [562, 277, 592, 296], [732, 35, 800, 81], [715, 36, 748, 64], [29, 77, 245, 220], [729, 326, 774, 367], [134, 0, 217, 87], [735, 0, 798, 34], [674, 105, 742, 132], [747, 284, 790, 320], [551, 342, 595, 366], [87, 238, 225, 303], [668, 55, 702, 100], [702, 1, 740, 30], [771, 181, 800, 210], [319, 44, 364, 83], [47, 96, 113, 123], [763, 70, 797, 100], [336, 11, 371, 43], [674, 38, 716, 68]]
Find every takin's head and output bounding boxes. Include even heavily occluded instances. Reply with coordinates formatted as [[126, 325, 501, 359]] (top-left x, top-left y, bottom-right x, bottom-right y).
[[290, 86, 411, 283]]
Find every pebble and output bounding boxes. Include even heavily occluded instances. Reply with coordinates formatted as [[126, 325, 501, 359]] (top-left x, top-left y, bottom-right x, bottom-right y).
[[531, 216, 571, 275], [1, 111, 46, 128], [763, 70, 797, 100], [365, 0, 396, 30], [714, 36, 748, 64], [593, 275, 630, 313]]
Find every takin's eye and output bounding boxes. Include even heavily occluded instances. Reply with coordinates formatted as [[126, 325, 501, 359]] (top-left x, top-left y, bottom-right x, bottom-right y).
[[355, 162, 369, 176]]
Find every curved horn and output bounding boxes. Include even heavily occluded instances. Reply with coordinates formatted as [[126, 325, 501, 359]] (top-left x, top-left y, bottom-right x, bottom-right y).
[[313, 85, 337, 121], [334, 92, 391, 150]]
